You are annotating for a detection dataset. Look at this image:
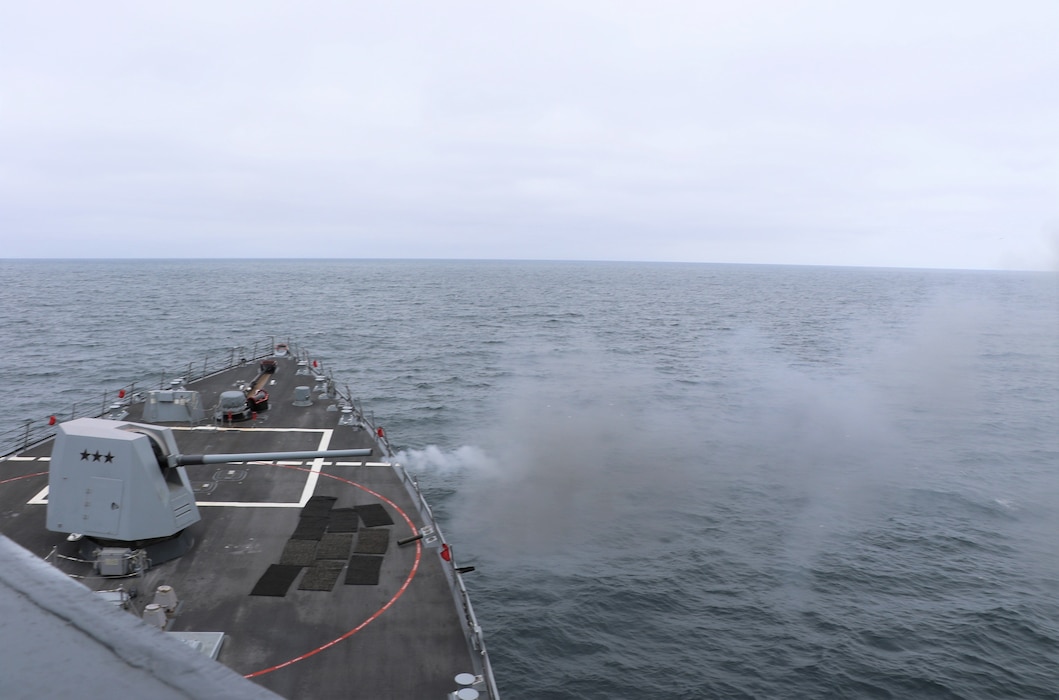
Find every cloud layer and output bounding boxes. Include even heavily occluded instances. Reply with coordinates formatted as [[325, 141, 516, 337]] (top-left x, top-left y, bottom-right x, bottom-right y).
[[1, 1, 1056, 268]]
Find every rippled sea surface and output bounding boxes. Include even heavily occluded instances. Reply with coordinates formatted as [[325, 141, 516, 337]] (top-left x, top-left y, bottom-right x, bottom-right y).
[[1, 259, 1057, 699]]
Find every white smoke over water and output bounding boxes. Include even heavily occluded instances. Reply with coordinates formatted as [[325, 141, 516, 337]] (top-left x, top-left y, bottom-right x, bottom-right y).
[[394, 289, 1046, 565], [395, 342, 703, 558], [396, 444, 498, 478]]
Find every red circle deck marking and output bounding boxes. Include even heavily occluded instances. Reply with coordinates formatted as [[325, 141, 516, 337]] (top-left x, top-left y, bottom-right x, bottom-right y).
[[0, 471, 47, 485], [244, 464, 423, 679]]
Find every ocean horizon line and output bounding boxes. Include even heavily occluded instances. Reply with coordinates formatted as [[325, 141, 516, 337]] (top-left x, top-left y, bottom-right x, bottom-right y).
[[0, 257, 1049, 274]]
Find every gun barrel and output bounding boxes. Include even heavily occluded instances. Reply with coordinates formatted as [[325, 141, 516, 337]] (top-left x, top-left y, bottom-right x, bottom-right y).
[[175, 448, 373, 466]]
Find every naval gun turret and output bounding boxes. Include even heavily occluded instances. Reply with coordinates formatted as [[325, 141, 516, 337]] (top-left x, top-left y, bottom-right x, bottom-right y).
[[47, 417, 372, 569]]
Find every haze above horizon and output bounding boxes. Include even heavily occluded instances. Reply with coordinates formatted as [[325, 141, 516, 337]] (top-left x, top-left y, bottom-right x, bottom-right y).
[[1, 2, 1056, 271]]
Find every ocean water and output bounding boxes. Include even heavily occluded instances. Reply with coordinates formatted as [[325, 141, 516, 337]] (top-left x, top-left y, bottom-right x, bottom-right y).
[[1, 259, 1057, 699]]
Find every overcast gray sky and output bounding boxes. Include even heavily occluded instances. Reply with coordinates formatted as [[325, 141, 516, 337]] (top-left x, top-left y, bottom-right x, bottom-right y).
[[1, 2, 1056, 269]]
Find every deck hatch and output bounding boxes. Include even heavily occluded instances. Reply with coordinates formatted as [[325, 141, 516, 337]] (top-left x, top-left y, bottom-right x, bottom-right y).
[[250, 564, 304, 597], [353, 504, 393, 528], [316, 533, 354, 560], [279, 540, 318, 566], [298, 561, 345, 591], [344, 555, 383, 585], [291, 516, 329, 541], [326, 508, 359, 532], [354, 529, 389, 554], [84, 477, 124, 535]]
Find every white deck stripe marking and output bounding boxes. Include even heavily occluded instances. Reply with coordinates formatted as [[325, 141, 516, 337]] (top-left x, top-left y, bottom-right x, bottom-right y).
[[8, 456, 35, 461], [26, 488, 307, 508], [299, 429, 333, 507], [197, 501, 302, 508]]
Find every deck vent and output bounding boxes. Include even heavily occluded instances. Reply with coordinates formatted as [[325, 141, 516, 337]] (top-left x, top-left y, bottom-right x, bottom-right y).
[[296, 360, 311, 375], [451, 673, 482, 700], [219, 391, 245, 409], [215, 391, 251, 422], [142, 603, 167, 629], [153, 585, 178, 612], [292, 386, 312, 406]]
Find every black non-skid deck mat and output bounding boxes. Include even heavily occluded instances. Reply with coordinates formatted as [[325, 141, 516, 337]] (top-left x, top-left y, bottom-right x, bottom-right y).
[[298, 560, 346, 591], [354, 528, 390, 554], [250, 564, 304, 596], [291, 515, 330, 540], [280, 539, 319, 566], [344, 555, 383, 585], [327, 508, 360, 533], [316, 532, 354, 560], [301, 495, 337, 519], [354, 503, 394, 528]]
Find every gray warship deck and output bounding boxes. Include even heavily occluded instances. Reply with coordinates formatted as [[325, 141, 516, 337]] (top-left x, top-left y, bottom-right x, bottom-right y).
[[0, 348, 494, 700]]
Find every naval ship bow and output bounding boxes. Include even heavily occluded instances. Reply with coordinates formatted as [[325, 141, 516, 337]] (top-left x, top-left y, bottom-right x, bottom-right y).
[[0, 338, 498, 700]]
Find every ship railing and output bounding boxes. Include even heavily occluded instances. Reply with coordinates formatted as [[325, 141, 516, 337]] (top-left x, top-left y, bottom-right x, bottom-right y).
[[0, 337, 278, 458], [449, 553, 501, 700], [330, 382, 396, 459], [364, 408, 395, 457], [397, 466, 501, 700]]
